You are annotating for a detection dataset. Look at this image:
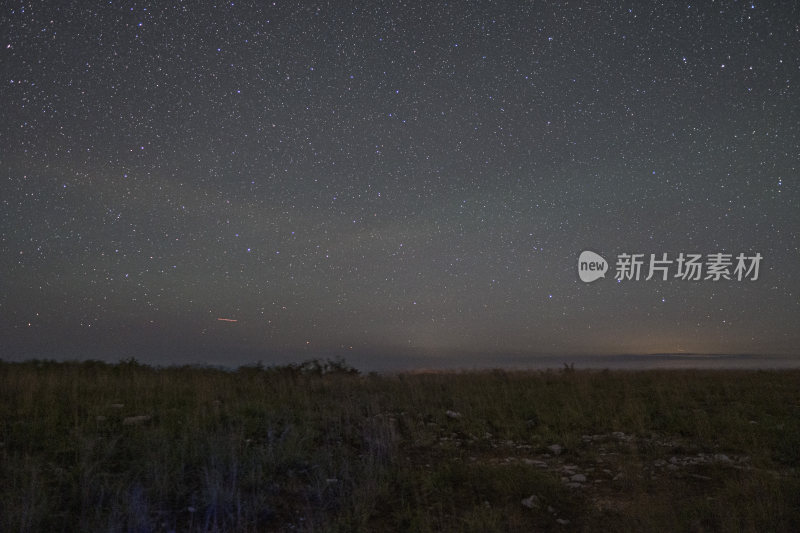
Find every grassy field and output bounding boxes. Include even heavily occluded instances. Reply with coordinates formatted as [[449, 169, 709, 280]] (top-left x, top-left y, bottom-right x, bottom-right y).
[[1, 359, 799, 532]]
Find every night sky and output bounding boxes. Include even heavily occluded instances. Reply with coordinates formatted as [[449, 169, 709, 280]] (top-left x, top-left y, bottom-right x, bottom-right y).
[[2, 1, 798, 369]]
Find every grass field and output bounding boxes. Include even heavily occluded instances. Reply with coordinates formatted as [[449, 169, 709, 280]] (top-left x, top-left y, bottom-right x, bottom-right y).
[[1, 358, 799, 532]]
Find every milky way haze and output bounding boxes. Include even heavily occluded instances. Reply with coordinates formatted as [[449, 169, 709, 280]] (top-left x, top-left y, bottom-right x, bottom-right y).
[[2, 1, 798, 368]]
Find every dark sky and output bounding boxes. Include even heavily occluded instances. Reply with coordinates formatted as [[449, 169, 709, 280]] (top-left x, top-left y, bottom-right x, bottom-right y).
[[2, 1, 798, 369]]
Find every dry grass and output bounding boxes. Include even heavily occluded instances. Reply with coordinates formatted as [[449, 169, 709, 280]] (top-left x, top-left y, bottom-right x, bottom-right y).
[[1, 359, 799, 531]]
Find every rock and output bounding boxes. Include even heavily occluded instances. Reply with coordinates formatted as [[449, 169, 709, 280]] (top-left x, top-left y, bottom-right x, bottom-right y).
[[570, 473, 587, 482], [445, 410, 462, 420], [611, 431, 632, 441], [521, 494, 540, 509], [547, 444, 563, 455], [564, 482, 583, 488], [714, 454, 731, 463], [522, 459, 548, 468], [556, 518, 571, 525], [123, 415, 152, 426]]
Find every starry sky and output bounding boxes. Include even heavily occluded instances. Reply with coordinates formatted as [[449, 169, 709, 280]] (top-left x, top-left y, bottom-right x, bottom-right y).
[[1, 1, 798, 369]]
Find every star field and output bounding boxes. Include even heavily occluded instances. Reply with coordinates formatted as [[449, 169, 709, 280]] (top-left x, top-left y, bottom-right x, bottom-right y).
[[1, 1, 798, 368]]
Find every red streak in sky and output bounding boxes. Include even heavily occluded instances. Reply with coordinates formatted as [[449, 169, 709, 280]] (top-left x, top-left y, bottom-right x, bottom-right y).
[[216, 318, 238, 322]]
